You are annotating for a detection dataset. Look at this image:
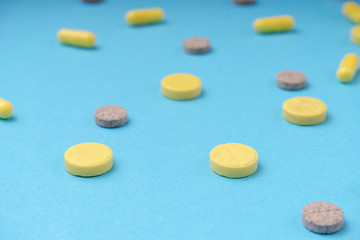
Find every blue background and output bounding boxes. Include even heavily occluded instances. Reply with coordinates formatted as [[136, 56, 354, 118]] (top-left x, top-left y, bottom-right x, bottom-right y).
[[0, 0, 359, 239]]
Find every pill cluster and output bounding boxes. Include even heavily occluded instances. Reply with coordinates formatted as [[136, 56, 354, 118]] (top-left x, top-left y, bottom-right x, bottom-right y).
[[2, 0, 357, 237]]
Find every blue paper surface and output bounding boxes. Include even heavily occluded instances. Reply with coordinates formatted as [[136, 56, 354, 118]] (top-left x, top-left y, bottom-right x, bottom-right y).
[[0, 0, 359, 239]]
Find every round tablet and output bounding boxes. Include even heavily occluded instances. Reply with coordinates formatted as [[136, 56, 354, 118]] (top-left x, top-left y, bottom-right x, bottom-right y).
[[64, 143, 113, 177], [82, 0, 101, 2], [302, 201, 344, 234], [161, 73, 202, 100], [276, 70, 307, 90], [233, 0, 255, 4], [210, 143, 258, 178], [95, 105, 127, 128], [283, 97, 327, 126], [183, 37, 210, 54]]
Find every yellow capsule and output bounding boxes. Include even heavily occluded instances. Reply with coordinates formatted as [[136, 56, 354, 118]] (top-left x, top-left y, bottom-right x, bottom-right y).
[[57, 29, 96, 48], [253, 15, 294, 33], [0, 98, 13, 119], [343, 2, 360, 23], [126, 8, 164, 26], [351, 25, 360, 45], [336, 53, 359, 83]]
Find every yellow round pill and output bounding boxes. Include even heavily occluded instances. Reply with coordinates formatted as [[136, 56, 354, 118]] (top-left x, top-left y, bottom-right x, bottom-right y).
[[64, 143, 113, 177], [161, 73, 202, 100], [0, 98, 13, 119], [210, 143, 258, 178], [283, 97, 327, 126]]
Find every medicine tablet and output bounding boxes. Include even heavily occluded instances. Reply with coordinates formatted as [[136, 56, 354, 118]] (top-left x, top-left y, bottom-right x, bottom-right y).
[[57, 29, 96, 48], [210, 143, 258, 178], [126, 8, 164, 26], [336, 53, 359, 83], [161, 73, 202, 100], [64, 143, 113, 177], [302, 201, 344, 234], [233, 0, 255, 4], [95, 105, 128, 128], [183, 37, 211, 54], [0, 98, 13, 119], [351, 25, 360, 45], [276, 70, 306, 90], [343, 1, 360, 23], [82, 0, 101, 2], [283, 97, 327, 126], [253, 15, 294, 33]]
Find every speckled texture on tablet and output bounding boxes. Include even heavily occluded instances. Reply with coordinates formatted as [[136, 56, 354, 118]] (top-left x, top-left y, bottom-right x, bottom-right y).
[[302, 201, 344, 234], [183, 37, 210, 54], [276, 70, 306, 90], [95, 105, 127, 128]]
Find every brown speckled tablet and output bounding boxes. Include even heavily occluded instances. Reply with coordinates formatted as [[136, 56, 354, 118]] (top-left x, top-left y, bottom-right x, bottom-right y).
[[302, 201, 344, 234], [95, 105, 127, 128], [276, 70, 307, 90], [233, 0, 255, 4], [183, 37, 210, 54]]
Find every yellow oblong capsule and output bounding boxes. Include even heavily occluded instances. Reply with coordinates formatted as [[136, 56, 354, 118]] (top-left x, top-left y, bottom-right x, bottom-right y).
[[57, 29, 96, 48], [336, 53, 359, 83], [0, 98, 13, 119], [125, 8, 164, 26], [343, 2, 360, 23], [253, 15, 294, 33], [351, 25, 360, 45]]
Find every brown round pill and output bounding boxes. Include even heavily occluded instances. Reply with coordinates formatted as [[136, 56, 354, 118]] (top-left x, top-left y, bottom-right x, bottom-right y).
[[302, 201, 344, 234], [95, 105, 127, 128], [233, 0, 255, 4], [82, 0, 102, 3], [276, 70, 307, 90], [183, 37, 210, 54]]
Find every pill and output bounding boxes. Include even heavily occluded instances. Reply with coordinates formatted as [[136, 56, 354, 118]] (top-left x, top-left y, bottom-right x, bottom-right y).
[[210, 143, 258, 178], [351, 25, 360, 45], [276, 70, 307, 90], [343, 1, 360, 23], [64, 143, 113, 177], [81, 0, 101, 2], [336, 53, 359, 83], [253, 15, 294, 33], [0, 98, 13, 119], [302, 201, 344, 234], [125, 8, 164, 26], [183, 37, 211, 54], [161, 73, 202, 100], [283, 97, 327, 126], [57, 29, 96, 48], [95, 105, 127, 128], [233, 0, 255, 4]]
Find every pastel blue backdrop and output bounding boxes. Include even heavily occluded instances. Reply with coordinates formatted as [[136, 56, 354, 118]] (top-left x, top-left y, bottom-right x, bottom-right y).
[[0, 0, 359, 239]]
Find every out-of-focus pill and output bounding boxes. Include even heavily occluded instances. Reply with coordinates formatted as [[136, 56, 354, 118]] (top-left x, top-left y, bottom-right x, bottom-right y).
[[0, 98, 13, 119], [253, 15, 294, 33], [343, 2, 360, 23], [351, 25, 360, 45], [57, 29, 96, 48], [336, 53, 359, 83], [125, 8, 164, 26]]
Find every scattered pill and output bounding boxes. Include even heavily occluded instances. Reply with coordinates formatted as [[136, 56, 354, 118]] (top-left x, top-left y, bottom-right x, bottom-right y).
[[125, 8, 164, 26], [336, 53, 359, 83], [233, 0, 255, 4], [161, 73, 202, 100], [343, 1, 360, 23], [276, 70, 306, 90], [0, 98, 13, 119], [253, 15, 294, 34], [64, 143, 113, 177], [210, 143, 258, 178], [183, 37, 211, 54], [95, 105, 128, 128], [283, 97, 327, 126], [302, 201, 344, 234], [351, 25, 360, 45], [57, 29, 96, 48]]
